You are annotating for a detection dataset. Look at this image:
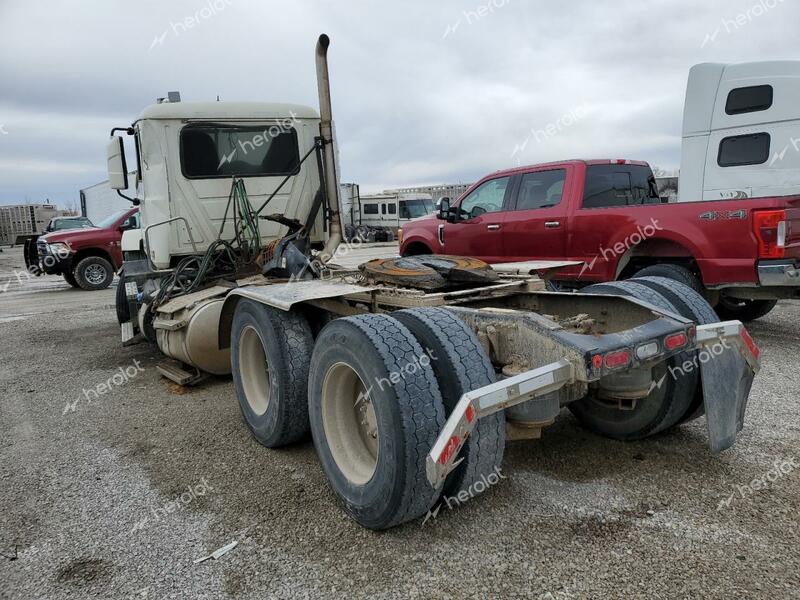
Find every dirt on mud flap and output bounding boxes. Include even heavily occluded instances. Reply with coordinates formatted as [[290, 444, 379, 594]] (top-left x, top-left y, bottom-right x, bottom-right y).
[[359, 255, 499, 290]]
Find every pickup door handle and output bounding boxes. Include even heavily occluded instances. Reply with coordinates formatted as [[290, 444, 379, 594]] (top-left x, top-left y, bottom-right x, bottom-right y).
[[544, 221, 561, 228], [487, 224, 501, 231]]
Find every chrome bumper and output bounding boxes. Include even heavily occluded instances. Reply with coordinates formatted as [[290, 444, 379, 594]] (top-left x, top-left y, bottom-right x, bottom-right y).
[[758, 261, 800, 286]]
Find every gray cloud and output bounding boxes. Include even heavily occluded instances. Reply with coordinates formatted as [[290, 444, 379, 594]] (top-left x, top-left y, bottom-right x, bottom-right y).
[[0, 0, 796, 205]]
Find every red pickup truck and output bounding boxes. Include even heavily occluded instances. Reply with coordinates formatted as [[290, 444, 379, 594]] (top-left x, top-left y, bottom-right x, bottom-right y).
[[24, 207, 139, 290], [399, 160, 800, 321]]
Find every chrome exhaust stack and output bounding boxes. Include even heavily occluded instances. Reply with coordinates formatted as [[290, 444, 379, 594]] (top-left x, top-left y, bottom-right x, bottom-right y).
[[315, 34, 343, 264]]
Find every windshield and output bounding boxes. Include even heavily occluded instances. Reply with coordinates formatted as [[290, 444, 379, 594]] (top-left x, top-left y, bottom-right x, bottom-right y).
[[95, 210, 128, 229], [399, 198, 435, 219], [52, 217, 93, 230]]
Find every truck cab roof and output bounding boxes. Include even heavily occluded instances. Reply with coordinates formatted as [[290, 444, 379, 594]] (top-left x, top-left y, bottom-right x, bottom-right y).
[[135, 102, 319, 122]]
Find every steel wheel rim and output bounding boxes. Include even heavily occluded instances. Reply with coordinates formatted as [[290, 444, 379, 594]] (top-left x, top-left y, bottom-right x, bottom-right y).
[[238, 325, 271, 415], [85, 263, 107, 285], [321, 362, 379, 485]]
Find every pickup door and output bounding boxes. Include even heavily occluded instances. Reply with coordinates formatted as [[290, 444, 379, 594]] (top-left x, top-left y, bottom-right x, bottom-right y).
[[443, 176, 512, 262], [500, 167, 571, 261]]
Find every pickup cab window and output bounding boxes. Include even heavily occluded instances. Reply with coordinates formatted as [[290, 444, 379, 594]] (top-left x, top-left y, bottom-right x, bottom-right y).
[[514, 169, 566, 210], [582, 165, 660, 208], [459, 177, 510, 219]]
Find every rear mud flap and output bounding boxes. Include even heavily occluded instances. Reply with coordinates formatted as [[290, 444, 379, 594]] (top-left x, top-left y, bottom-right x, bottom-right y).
[[700, 347, 755, 453]]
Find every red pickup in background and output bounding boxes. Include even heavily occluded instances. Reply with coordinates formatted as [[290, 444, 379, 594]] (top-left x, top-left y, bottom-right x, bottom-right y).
[[24, 207, 140, 290], [399, 160, 800, 321]]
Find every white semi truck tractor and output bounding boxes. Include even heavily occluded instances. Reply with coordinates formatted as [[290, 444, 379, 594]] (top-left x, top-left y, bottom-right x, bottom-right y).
[[108, 35, 761, 530]]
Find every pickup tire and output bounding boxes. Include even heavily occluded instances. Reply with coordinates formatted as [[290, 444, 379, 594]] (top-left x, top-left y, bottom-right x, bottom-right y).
[[231, 300, 314, 448], [74, 256, 114, 290], [63, 271, 80, 288], [115, 272, 130, 324], [394, 308, 505, 499], [632, 275, 719, 424], [308, 314, 445, 530], [569, 279, 699, 440], [716, 298, 778, 322], [632, 264, 703, 294]]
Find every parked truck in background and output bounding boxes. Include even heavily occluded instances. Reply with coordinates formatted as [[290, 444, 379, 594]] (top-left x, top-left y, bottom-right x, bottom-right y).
[[400, 159, 800, 321], [106, 36, 760, 530], [80, 173, 139, 223], [679, 61, 800, 202], [401, 61, 800, 322], [25, 207, 139, 289]]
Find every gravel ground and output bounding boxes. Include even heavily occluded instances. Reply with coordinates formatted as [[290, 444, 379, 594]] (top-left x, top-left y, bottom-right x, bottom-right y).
[[0, 245, 798, 599]]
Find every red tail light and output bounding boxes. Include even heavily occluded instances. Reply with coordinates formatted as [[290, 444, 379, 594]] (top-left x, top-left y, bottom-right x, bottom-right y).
[[664, 332, 688, 350], [603, 350, 631, 369], [753, 209, 786, 259]]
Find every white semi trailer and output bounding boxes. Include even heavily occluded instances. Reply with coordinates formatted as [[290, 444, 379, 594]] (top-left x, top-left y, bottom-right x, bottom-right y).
[[108, 35, 760, 530]]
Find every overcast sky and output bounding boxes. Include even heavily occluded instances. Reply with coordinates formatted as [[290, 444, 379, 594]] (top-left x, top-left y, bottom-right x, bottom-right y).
[[0, 0, 796, 207]]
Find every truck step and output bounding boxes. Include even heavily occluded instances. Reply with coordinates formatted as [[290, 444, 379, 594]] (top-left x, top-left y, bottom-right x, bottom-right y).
[[155, 360, 207, 386]]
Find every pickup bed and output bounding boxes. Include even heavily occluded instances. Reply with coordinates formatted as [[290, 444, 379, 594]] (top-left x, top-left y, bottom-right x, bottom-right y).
[[399, 159, 800, 321]]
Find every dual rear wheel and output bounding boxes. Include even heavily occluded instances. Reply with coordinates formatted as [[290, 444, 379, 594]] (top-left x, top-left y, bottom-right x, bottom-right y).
[[230, 301, 505, 529]]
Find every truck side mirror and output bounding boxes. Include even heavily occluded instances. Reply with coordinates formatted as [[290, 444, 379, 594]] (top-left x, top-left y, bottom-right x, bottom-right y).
[[437, 198, 451, 220], [106, 136, 128, 190]]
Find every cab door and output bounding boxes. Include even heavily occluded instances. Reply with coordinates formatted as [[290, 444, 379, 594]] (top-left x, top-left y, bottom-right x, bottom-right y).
[[500, 168, 569, 260], [443, 175, 513, 262]]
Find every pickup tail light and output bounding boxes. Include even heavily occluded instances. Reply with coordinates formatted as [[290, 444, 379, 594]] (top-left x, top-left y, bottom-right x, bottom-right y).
[[753, 209, 786, 259]]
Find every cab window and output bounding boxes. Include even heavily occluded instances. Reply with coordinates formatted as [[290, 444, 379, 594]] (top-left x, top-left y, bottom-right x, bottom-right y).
[[459, 177, 510, 219], [514, 169, 566, 210]]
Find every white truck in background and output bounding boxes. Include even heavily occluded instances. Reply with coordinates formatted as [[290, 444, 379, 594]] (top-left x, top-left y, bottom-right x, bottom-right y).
[[338, 184, 435, 241], [679, 61, 800, 202], [80, 173, 139, 223]]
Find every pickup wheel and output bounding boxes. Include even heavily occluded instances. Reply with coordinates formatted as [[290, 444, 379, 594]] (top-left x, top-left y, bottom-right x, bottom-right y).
[[74, 256, 114, 290], [394, 307, 505, 499], [308, 314, 445, 530], [716, 298, 778, 322], [570, 280, 699, 440], [63, 271, 80, 288], [632, 264, 703, 295], [231, 300, 314, 447]]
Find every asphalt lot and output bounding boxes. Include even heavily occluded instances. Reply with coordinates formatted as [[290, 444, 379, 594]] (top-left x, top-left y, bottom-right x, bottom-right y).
[[0, 244, 798, 599]]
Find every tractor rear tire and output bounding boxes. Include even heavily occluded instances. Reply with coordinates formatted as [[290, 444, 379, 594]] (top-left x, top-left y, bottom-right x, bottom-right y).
[[231, 300, 314, 447], [308, 314, 446, 530], [569, 279, 699, 440], [394, 308, 505, 499]]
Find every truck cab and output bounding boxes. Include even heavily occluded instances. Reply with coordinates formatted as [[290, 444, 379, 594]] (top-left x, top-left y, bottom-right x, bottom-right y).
[[114, 101, 334, 269], [679, 61, 800, 201]]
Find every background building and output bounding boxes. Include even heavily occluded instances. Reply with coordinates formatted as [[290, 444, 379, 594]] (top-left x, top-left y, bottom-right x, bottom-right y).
[[384, 183, 472, 202]]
